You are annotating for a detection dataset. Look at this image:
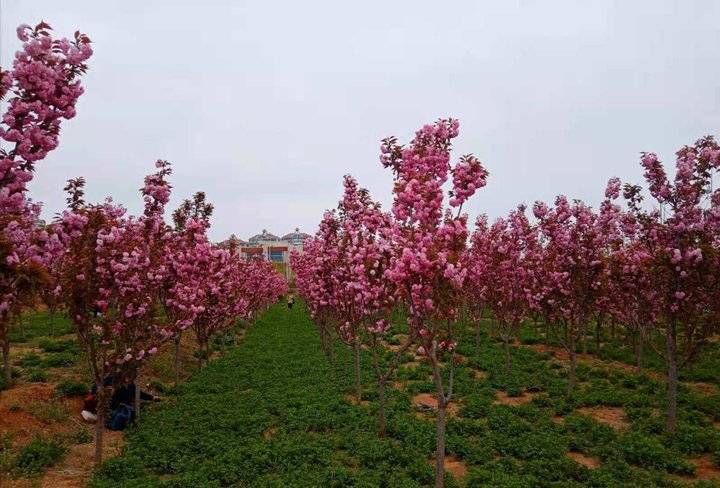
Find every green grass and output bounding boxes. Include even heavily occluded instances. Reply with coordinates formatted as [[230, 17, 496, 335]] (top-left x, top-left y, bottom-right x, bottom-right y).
[[9, 311, 73, 342], [13, 437, 67, 476], [89, 305, 720, 487]]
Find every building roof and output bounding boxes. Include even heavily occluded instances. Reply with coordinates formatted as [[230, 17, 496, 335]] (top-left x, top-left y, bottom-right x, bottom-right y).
[[218, 234, 247, 247], [248, 229, 279, 243], [281, 227, 311, 241]]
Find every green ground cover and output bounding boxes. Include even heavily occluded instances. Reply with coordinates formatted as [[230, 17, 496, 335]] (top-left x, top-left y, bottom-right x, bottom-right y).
[[89, 304, 720, 487]]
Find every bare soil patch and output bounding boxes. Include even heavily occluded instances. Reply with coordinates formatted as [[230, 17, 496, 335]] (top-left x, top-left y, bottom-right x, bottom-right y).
[[428, 456, 468, 480], [263, 426, 278, 440], [0, 383, 81, 447], [39, 431, 124, 488], [472, 369, 488, 380], [453, 354, 468, 365], [686, 382, 719, 396], [690, 454, 720, 481], [577, 406, 629, 430], [493, 390, 536, 406], [344, 394, 370, 407], [401, 361, 421, 370], [567, 451, 601, 469], [522, 344, 720, 393], [412, 393, 460, 418]]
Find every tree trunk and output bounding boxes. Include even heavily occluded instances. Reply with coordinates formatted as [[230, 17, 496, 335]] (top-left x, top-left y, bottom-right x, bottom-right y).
[[378, 377, 386, 437], [665, 322, 678, 433], [567, 330, 577, 396], [94, 383, 109, 465], [353, 339, 362, 402], [635, 327, 644, 372], [134, 376, 141, 419], [94, 410, 104, 464], [503, 336, 512, 374], [174, 336, 181, 387], [429, 355, 448, 488], [594, 318, 601, 353], [3, 338, 11, 387], [434, 399, 447, 488], [328, 335, 335, 364]]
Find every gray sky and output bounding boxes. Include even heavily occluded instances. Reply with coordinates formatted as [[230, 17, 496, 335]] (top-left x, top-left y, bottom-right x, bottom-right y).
[[2, 1, 719, 241]]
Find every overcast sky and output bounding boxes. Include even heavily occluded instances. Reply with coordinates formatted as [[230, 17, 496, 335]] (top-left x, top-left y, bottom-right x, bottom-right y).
[[2, 1, 719, 241]]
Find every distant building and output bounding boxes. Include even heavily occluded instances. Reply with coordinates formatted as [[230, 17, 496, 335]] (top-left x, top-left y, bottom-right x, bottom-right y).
[[229, 228, 311, 264], [282, 228, 312, 247]]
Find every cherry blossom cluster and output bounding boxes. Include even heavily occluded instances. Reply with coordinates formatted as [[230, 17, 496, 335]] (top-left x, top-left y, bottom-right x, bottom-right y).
[[1, 23, 92, 383]]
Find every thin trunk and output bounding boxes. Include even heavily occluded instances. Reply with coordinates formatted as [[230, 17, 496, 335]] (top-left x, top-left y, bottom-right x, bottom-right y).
[[665, 322, 678, 433], [567, 330, 577, 396], [134, 376, 141, 419], [430, 356, 447, 488], [353, 339, 362, 402], [198, 339, 206, 368], [94, 410, 104, 464], [434, 401, 447, 488], [3, 338, 11, 386], [94, 383, 108, 465], [328, 335, 335, 364], [594, 318, 601, 352], [378, 377, 386, 437], [174, 336, 181, 387], [318, 325, 327, 357], [503, 336, 512, 374], [635, 327, 644, 372], [580, 324, 587, 355]]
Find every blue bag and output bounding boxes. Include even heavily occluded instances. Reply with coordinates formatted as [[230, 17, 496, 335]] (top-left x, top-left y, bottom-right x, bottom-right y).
[[107, 403, 135, 431]]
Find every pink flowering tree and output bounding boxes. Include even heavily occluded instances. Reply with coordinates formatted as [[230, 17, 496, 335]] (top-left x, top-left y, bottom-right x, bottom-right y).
[[183, 247, 286, 366], [467, 205, 539, 373], [462, 215, 492, 352], [185, 244, 248, 366], [618, 137, 720, 432], [531, 196, 616, 395], [0, 22, 91, 386], [338, 175, 403, 434], [236, 258, 288, 323], [381, 119, 488, 487], [295, 203, 372, 401], [162, 193, 214, 384], [55, 162, 174, 463], [292, 212, 343, 361]]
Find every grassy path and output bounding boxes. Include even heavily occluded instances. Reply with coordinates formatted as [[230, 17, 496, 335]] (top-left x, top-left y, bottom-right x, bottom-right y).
[[90, 304, 433, 487], [90, 304, 720, 488]]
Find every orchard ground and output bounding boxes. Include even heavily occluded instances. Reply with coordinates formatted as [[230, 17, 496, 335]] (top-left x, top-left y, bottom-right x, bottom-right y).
[[1, 303, 719, 487]]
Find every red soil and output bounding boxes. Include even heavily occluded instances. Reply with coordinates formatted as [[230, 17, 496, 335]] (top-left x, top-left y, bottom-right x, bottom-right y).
[[567, 451, 601, 469], [412, 393, 460, 417], [494, 390, 536, 406], [428, 455, 468, 479], [577, 406, 629, 430]]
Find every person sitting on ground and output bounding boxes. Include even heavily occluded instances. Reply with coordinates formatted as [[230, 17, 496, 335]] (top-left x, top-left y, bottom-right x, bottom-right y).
[[287, 294, 295, 309], [81, 375, 157, 430]]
